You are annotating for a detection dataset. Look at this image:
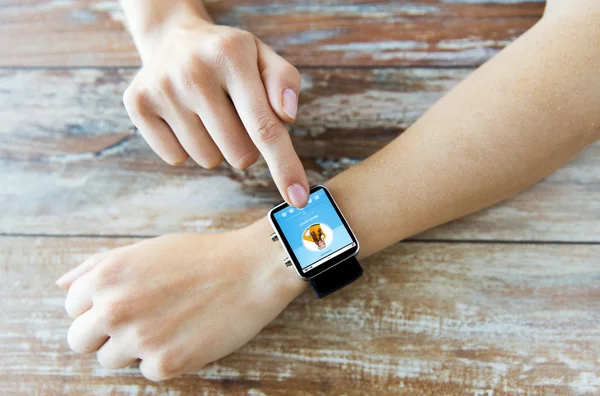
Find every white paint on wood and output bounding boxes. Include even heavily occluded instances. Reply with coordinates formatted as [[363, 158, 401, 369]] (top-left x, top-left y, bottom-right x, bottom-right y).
[[320, 41, 430, 52], [90, 1, 126, 25], [374, 48, 501, 64], [437, 38, 512, 50], [0, 0, 543, 67]]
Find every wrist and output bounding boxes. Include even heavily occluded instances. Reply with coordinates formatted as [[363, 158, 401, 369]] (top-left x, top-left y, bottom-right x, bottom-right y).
[[123, 1, 213, 63], [240, 219, 308, 302]]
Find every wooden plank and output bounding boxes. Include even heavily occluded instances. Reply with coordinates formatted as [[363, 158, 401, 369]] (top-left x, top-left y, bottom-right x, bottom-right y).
[[0, 0, 545, 67], [1, 237, 598, 395], [0, 67, 463, 160], [1, 67, 599, 241]]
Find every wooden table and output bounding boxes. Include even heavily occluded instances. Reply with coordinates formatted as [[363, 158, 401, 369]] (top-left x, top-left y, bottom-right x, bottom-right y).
[[2, 1, 599, 395]]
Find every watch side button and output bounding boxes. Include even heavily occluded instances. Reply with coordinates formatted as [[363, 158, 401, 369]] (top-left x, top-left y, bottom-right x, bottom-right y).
[[270, 233, 279, 242], [284, 257, 292, 267]]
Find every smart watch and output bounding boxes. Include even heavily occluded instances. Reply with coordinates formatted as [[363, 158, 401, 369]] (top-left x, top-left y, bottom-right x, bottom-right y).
[[268, 185, 363, 298]]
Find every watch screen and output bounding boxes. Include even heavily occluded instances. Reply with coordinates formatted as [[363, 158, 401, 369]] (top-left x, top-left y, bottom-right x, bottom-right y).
[[270, 186, 358, 274]]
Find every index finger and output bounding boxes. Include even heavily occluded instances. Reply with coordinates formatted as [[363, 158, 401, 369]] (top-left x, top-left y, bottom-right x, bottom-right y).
[[226, 68, 309, 208]]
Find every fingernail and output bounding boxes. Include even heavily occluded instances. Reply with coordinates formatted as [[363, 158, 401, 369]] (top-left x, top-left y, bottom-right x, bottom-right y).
[[287, 183, 308, 208], [282, 88, 298, 120]]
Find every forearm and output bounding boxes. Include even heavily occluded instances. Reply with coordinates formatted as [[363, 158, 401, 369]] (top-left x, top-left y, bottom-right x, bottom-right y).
[[255, 10, 600, 292], [336, 13, 599, 257], [119, 0, 212, 61]]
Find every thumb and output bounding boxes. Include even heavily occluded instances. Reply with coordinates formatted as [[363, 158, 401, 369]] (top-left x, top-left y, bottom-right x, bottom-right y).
[[256, 39, 301, 124]]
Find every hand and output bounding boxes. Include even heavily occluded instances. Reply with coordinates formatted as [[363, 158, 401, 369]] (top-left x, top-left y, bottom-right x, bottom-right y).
[[55, 224, 307, 381], [123, 13, 309, 207]]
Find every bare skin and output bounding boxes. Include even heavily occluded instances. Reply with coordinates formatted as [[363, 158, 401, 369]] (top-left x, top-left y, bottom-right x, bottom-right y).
[[119, 0, 309, 207], [57, 0, 600, 382]]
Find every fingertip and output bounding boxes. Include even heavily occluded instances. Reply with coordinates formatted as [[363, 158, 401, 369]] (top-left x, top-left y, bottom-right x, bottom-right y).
[[287, 183, 309, 208], [231, 150, 259, 170]]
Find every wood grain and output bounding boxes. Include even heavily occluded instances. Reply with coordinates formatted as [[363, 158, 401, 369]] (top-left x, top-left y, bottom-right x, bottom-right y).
[[1, 68, 598, 241], [1, 67, 459, 160], [2, 1, 598, 394], [0, 0, 545, 67], [1, 237, 598, 395]]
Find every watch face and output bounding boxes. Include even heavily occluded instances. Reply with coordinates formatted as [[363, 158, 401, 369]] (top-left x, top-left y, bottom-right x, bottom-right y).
[[269, 185, 359, 279]]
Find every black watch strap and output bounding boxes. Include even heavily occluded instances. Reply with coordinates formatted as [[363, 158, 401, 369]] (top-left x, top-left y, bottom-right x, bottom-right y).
[[310, 257, 363, 298]]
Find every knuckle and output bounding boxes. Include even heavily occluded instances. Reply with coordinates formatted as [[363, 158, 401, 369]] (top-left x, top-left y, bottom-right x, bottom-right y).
[[135, 326, 158, 352], [144, 368, 168, 383], [155, 74, 173, 96], [175, 57, 208, 92], [165, 153, 189, 167], [95, 304, 114, 327], [156, 350, 178, 377], [123, 86, 152, 116], [97, 354, 118, 370], [96, 343, 126, 370], [96, 298, 127, 331], [66, 325, 84, 353], [199, 155, 224, 170], [96, 354, 110, 369], [220, 31, 251, 52], [147, 349, 181, 381], [253, 113, 284, 146], [231, 149, 259, 170], [205, 30, 253, 65], [94, 260, 121, 291]]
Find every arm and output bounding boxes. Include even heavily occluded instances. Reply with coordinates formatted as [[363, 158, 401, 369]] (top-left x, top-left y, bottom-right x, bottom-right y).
[[118, 0, 310, 207], [57, 3, 600, 381], [321, 5, 600, 257], [250, 1, 600, 289]]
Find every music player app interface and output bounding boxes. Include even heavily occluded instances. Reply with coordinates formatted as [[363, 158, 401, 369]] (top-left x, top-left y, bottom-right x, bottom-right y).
[[273, 188, 356, 273]]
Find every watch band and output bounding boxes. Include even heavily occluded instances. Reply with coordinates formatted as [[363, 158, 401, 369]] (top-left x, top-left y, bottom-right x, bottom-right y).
[[310, 256, 363, 298]]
